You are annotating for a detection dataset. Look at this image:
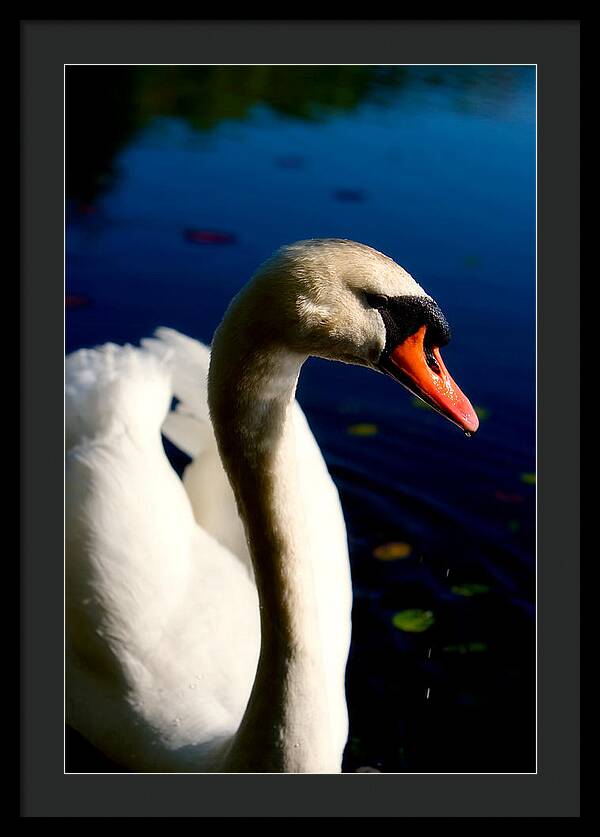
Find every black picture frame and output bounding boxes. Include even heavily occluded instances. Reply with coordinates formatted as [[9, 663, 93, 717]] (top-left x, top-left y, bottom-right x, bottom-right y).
[[21, 20, 579, 817]]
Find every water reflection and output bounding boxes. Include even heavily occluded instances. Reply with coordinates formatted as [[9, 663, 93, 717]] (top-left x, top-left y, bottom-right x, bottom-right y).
[[66, 65, 530, 202]]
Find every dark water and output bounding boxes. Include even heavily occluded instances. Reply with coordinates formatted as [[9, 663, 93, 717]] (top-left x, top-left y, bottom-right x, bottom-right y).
[[66, 66, 536, 773]]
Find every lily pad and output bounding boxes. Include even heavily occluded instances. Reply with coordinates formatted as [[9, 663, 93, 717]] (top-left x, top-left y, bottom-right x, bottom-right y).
[[347, 423, 378, 437], [348, 737, 362, 756], [392, 609, 435, 633], [65, 293, 91, 309], [183, 228, 237, 245], [495, 490, 524, 504], [474, 405, 491, 420], [412, 397, 434, 411], [373, 542, 413, 560], [334, 188, 366, 202], [451, 583, 490, 597], [521, 472, 536, 485], [443, 641, 488, 654]]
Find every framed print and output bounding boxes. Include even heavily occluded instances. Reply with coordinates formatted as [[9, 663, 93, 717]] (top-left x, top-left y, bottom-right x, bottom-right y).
[[21, 19, 579, 818]]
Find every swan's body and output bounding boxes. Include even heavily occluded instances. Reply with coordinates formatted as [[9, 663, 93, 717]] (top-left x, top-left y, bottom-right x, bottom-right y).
[[66, 332, 351, 771], [66, 239, 478, 773]]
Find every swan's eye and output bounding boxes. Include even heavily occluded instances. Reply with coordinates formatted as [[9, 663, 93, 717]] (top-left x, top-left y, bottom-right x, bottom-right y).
[[365, 293, 388, 310]]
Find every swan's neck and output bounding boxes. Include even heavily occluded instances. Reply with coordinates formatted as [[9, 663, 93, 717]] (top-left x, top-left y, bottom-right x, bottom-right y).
[[208, 310, 337, 772]]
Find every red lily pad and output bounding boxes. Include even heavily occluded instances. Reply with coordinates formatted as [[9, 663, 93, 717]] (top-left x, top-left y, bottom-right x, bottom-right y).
[[495, 490, 524, 504], [184, 229, 237, 245], [333, 188, 366, 202], [76, 203, 97, 217], [65, 294, 91, 309]]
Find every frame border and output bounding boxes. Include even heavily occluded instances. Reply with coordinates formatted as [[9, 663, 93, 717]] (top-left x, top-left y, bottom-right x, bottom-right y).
[[21, 20, 579, 817]]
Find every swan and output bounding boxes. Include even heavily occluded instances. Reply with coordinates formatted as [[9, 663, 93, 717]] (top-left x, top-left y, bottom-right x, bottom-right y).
[[65, 238, 479, 773]]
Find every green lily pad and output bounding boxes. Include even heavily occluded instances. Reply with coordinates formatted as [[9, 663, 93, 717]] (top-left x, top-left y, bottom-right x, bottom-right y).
[[412, 397, 434, 411], [508, 519, 521, 533], [521, 472, 536, 485], [443, 641, 488, 654], [474, 405, 491, 420], [392, 609, 435, 633], [451, 583, 490, 597], [348, 737, 362, 756], [347, 422, 378, 437]]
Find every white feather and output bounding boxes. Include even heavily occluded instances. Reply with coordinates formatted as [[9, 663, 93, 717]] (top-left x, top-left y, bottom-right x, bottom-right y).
[[66, 332, 350, 771]]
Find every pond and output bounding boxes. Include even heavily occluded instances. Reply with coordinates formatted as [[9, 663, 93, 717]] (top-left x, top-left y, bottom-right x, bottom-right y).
[[66, 65, 536, 773]]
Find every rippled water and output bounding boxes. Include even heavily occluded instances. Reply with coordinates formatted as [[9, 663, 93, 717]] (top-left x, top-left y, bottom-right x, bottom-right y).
[[66, 66, 536, 773]]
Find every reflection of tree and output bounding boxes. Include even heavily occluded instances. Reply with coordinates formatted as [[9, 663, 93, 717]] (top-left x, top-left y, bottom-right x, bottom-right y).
[[66, 65, 532, 202], [133, 66, 411, 129]]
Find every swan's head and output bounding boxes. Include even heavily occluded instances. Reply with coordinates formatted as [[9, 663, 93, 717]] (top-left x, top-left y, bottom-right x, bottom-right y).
[[227, 239, 479, 434]]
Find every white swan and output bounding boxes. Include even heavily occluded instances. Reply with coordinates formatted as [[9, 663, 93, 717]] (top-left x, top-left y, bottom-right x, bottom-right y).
[[65, 239, 478, 773]]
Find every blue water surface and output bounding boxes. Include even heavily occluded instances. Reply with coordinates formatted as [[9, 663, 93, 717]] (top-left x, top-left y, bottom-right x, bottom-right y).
[[66, 66, 536, 773]]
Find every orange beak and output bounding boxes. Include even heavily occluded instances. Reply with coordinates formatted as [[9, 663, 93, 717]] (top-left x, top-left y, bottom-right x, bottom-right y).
[[388, 325, 479, 435]]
